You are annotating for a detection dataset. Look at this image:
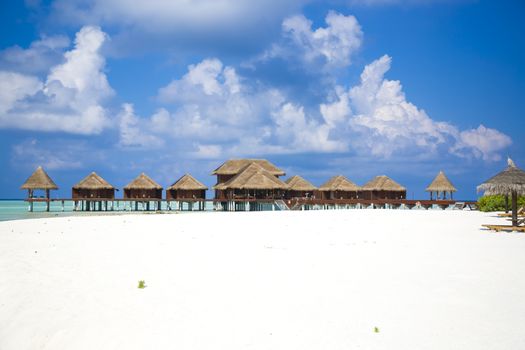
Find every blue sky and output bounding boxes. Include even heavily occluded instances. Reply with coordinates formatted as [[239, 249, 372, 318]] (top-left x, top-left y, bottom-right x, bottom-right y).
[[1, 0, 524, 199]]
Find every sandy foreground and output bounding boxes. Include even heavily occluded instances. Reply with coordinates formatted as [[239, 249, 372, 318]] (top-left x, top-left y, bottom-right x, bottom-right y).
[[0, 210, 524, 350]]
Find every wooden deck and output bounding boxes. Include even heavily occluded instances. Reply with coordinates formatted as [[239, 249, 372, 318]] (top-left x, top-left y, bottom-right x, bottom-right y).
[[24, 197, 478, 212]]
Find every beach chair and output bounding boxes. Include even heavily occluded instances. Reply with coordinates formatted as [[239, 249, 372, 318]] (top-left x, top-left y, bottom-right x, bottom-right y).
[[497, 206, 525, 217], [483, 217, 525, 232], [453, 202, 465, 210], [482, 224, 525, 233]]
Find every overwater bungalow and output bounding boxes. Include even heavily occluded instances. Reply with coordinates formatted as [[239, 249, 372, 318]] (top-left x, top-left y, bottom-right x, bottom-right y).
[[20, 166, 58, 212], [213, 162, 288, 201], [167, 174, 207, 200], [361, 175, 406, 200], [318, 175, 360, 200], [212, 159, 285, 199], [73, 172, 115, 199], [285, 175, 317, 199], [166, 174, 207, 210], [72, 172, 115, 211], [426, 171, 457, 200], [124, 173, 162, 210]]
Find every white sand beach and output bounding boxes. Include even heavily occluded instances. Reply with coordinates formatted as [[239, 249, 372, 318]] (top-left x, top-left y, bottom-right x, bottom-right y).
[[0, 210, 524, 350]]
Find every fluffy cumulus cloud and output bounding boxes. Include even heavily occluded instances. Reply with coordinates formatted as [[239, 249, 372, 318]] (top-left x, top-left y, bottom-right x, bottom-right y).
[[452, 125, 512, 161], [118, 103, 164, 148], [115, 53, 511, 162], [0, 35, 70, 74], [250, 11, 363, 72], [125, 57, 346, 155], [0, 26, 113, 134], [318, 55, 511, 160], [0, 11, 511, 164]]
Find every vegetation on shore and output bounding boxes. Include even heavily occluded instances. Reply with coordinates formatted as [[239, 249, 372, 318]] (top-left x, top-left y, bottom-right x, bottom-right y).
[[478, 195, 525, 212]]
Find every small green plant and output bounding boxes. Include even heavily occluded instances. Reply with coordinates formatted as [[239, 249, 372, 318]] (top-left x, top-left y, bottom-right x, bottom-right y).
[[374, 327, 380, 333], [138, 280, 146, 289]]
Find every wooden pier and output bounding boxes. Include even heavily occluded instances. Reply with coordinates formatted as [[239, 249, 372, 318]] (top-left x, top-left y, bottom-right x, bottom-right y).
[[24, 197, 477, 212]]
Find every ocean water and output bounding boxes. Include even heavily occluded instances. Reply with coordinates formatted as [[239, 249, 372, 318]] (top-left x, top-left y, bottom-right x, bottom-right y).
[[0, 200, 220, 222], [0, 200, 77, 222]]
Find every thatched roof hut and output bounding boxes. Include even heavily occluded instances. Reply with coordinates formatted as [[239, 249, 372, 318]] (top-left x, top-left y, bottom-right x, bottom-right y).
[[214, 162, 287, 199], [285, 175, 317, 191], [167, 174, 207, 200], [319, 175, 360, 192], [426, 171, 457, 199], [478, 158, 525, 227], [318, 175, 360, 199], [362, 175, 406, 200], [72, 172, 115, 199], [212, 159, 285, 176], [477, 159, 525, 196], [20, 166, 58, 191], [285, 175, 317, 199], [124, 173, 162, 199]]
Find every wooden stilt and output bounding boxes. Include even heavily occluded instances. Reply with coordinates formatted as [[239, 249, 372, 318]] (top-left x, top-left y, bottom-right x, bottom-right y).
[[512, 190, 518, 227]]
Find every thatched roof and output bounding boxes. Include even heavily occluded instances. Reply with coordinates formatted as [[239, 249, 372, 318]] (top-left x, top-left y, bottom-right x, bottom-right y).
[[167, 174, 208, 190], [212, 159, 285, 176], [285, 175, 317, 191], [213, 163, 288, 190], [425, 171, 457, 192], [124, 173, 162, 190], [318, 175, 360, 191], [20, 166, 58, 190], [73, 172, 115, 190], [362, 175, 406, 191], [477, 159, 525, 195]]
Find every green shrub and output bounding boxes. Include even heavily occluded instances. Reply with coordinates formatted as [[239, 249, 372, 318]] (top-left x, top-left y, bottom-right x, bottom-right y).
[[138, 280, 146, 289], [478, 195, 525, 212]]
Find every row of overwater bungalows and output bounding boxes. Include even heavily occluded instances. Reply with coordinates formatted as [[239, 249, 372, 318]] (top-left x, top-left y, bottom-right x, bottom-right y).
[[21, 159, 457, 210]]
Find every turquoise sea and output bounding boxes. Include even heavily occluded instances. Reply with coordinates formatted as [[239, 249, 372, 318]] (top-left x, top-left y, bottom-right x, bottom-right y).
[[0, 200, 218, 222], [0, 200, 77, 222]]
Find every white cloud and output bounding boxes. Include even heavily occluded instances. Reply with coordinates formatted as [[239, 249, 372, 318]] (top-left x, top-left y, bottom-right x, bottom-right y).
[[0, 26, 114, 134], [348, 55, 454, 156], [50, 0, 304, 37], [127, 54, 511, 162], [252, 11, 363, 72], [0, 72, 43, 114], [272, 102, 345, 152], [452, 125, 512, 161], [344, 55, 511, 161], [0, 35, 70, 74], [157, 58, 283, 140], [118, 103, 164, 148], [158, 59, 239, 101]]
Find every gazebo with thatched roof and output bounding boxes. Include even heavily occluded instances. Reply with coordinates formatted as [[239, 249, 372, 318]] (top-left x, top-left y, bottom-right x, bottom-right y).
[[124, 173, 163, 211], [213, 162, 288, 201], [73, 172, 115, 199], [167, 174, 207, 200], [166, 174, 208, 211], [285, 175, 317, 199], [426, 171, 457, 200], [318, 175, 361, 200], [361, 175, 406, 200], [73, 172, 115, 211], [20, 166, 58, 212], [478, 158, 525, 228], [212, 159, 285, 199]]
